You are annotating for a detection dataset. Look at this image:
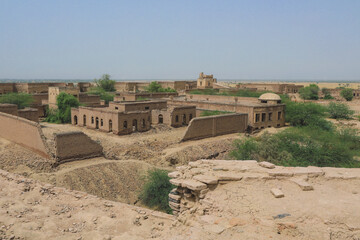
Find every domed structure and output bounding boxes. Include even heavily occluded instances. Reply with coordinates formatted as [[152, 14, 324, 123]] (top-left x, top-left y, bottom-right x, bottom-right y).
[[258, 93, 281, 104]]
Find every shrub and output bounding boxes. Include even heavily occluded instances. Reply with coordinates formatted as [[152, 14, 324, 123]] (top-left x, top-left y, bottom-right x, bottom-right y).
[[200, 110, 232, 117], [299, 84, 319, 100], [145, 82, 176, 93], [230, 127, 360, 168], [285, 101, 331, 130], [45, 93, 79, 123], [340, 88, 354, 101], [0, 93, 34, 109], [328, 102, 354, 119], [139, 169, 174, 214], [94, 74, 116, 92], [88, 87, 114, 104]]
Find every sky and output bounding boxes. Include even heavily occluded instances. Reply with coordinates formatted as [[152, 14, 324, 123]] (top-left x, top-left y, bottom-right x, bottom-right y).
[[0, 0, 360, 81]]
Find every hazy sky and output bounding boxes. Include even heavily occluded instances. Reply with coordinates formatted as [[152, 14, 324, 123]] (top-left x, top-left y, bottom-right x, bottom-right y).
[[1, 0, 360, 80]]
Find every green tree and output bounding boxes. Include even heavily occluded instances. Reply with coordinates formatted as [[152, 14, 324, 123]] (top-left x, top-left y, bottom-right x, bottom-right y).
[[322, 88, 334, 99], [340, 88, 354, 101], [94, 74, 116, 92], [328, 102, 354, 119], [139, 169, 174, 214], [88, 87, 114, 104], [145, 82, 176, 93], [299, 84, 320, 100], [0, 93, 34, 109], [45, 92, 79, 123]]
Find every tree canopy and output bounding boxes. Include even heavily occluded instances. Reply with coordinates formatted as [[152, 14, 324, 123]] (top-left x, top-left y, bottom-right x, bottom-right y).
[[0, 93, 34, 109], [145, 82, 176, 93], [94, 74, 116, 92], [340, 88, 354, 101], [45, 92, 79, 123], [299, 84, 319, 100]]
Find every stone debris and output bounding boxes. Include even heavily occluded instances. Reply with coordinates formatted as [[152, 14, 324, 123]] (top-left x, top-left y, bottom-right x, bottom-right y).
[[181, 180, 207, 191], [259, 161, 275, 169], [193, 175, 219, 185], [291, 179, 314, 191], [271, 188, 285, 198]]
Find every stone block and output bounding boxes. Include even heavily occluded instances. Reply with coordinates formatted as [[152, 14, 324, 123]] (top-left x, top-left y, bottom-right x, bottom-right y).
[[182, 180, 207, 191], [216, 173, 242, 181], [259, 161, 275, 169], [268, 170, 294, 177], [193, 175, 219, 185], [170, 179, 183, 187], [169, 201, 180, 209], [271, 188, 284, 198], [168, 171, 181, 178], [169, 193, 181, 201], [291, 179, 314, 191]]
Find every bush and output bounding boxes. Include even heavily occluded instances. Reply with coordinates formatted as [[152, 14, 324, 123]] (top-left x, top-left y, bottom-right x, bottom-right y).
[[88, 87, 114, 104], [230, 127, 360, 168], [45, 93, 79, 123], [340, 88, 354, 101], [94, 74, 116, 92], [328, 102, 354, 119], [0, 93, 34, 109], [285, 101, 331, 130], [299, 84, 319, 100], [145, 82, 176, 93], [139, 169, 174, 214], [200, 110, 232, 117]]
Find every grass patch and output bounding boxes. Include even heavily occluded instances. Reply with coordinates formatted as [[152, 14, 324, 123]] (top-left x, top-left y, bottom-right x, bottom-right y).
[[200, 110, 233, 117], [139, 169, 175, 214]]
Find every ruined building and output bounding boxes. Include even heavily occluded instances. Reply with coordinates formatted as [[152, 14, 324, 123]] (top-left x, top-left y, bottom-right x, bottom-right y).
[[237, 83, 303, 94], [71, 100, 196, 135], [168, 93, 285, 131], [197, 72, 217, 89]]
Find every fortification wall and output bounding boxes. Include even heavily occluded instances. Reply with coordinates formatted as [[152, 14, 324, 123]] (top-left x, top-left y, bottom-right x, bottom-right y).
[[54, 131, 103, 163], [186, 94, 258, 103], [181, 113, 248, 141], [17, 108, 39, 122], [0, 112, 49, 158]]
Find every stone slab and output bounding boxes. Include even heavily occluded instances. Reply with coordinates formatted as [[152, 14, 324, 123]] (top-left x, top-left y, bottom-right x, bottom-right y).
[[182, 179, 207, 191], [193, 175, 219, 185], [170, 179, 183, 187], [291, 179, 314, 191], [216, 173, 243, 181], [168, 171, 181, 178], [259, 161, 275, 169], [271, 188, 284, 198]]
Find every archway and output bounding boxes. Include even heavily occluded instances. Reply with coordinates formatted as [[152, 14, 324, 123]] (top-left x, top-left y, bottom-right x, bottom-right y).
[[83, 115, 86, 126], [132, 119, 137, 132], [158, 114, 163, 124], [74, 115, 78, 125], [96, 117, 99, 129], [182, 114, 186, 125], [109, 120, 112, 132]]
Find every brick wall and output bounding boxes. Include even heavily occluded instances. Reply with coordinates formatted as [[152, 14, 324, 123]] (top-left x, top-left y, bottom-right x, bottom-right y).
[[181, 113, 248, 141]]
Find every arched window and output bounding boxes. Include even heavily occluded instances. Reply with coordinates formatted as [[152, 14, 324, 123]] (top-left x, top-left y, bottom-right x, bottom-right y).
[[83, 115, 87, 126], [158, 114, 163, 124], [95, 117, 99, 129], [101, 119, 103, 127], [123, 121, 127, 129], [142, 119, 146, 127]]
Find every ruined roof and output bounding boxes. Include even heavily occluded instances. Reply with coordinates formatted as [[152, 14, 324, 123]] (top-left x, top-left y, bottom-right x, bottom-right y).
[[258, 93, 281, 101]]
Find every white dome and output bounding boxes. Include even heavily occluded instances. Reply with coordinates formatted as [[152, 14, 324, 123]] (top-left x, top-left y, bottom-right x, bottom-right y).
[[258, 93, 281, 101]]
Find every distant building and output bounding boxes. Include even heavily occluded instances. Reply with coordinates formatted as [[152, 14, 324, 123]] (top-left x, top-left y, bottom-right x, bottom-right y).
[[236, 83, 303, 94], [197, 72, 217, 89]]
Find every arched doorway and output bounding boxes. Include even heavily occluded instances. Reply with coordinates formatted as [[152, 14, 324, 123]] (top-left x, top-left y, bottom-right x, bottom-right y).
[[182, 114, 186, 125], [158, 114, 163, 124], [132, 119, 137, 132], [109, 120, 112, 132], [189, 114, 193, 121], [83, 115, 86, 126], [123, 121, 128, 129], [74, 115, 78, 125], [96, 117, 99, 129]]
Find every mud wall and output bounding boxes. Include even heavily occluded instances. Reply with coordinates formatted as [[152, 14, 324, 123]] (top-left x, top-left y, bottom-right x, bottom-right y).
[[181, 113, 248, 141], [0, 112, 49, 157], [55, 131, 103, 163]]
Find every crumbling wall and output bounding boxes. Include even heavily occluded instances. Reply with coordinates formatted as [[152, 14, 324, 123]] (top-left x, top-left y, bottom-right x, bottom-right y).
[[17, 108, 39, 122], [181, 113, 248, 141], [0, 112, 49, 158], [54, 131, 103, 163]]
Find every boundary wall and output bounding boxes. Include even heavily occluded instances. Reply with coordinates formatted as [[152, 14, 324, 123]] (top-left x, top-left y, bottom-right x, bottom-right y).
[[55, 132, 103, 163], [0, 112, 49, 158], [181, 113, 248, 141]]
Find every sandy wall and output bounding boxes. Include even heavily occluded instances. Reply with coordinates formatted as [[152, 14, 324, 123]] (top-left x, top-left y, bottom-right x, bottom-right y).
[[0, 112, 49, 158], [181, 113, 248, 141], [55, 131, 103, 163]]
